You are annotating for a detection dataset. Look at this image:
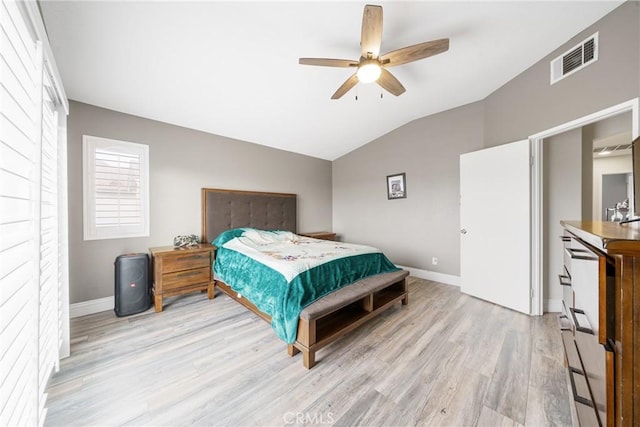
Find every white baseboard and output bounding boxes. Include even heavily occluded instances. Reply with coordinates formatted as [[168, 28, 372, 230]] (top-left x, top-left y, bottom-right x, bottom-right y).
[[398, 265, 561, 314], [396, 265, 461, 287], [544, 298, 562, 313], [67, 267, 461, 317], [70, 296, 113, 318]]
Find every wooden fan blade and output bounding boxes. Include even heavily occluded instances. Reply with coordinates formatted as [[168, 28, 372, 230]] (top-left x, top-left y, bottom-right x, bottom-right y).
[[361, 5, 383, 58], [299, 58, 359, 68], [380, 38, 449, 67], [377, 68, 406, 96], [331, 73, 359, 99]]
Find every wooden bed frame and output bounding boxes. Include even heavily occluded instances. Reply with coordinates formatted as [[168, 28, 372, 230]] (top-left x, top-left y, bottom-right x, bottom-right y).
[[202, 188, 408, 368]]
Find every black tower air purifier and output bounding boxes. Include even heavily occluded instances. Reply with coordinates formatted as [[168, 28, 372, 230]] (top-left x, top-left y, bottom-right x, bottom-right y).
[[114, 253, 151, 316]]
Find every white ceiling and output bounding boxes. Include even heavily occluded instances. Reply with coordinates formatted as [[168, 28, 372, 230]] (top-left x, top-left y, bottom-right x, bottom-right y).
[[40, 1, 624, 160]]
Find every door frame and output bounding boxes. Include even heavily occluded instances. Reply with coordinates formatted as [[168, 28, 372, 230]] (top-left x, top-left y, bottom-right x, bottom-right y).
[[529, 98, 639, 315]]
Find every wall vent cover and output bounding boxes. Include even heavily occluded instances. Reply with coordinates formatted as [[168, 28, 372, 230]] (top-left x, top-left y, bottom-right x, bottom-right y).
[[593, 143, 633, 156], [550, 32, 598, 85]]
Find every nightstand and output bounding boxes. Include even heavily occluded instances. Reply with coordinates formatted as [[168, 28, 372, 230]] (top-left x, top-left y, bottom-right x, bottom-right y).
[[299, 232, 337, 241], [149, 244, 215, 312]]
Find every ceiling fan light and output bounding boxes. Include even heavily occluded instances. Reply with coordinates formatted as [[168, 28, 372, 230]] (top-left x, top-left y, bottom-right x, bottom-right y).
[[357, 63, 381, 83]]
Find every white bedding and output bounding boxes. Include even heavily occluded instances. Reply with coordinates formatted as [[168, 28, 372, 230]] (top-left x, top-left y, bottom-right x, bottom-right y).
[[221, 229, 381, 282]]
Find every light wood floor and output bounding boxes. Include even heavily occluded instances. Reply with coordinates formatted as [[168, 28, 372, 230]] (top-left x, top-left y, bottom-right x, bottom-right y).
[[45, 278, 573, 426]]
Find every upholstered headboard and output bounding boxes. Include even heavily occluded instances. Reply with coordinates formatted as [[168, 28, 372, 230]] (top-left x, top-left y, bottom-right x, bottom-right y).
[[201, 188, 297, 244]]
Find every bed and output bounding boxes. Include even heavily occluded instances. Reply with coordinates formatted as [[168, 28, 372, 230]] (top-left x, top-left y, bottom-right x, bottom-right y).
[[201, 188, 409, 368]]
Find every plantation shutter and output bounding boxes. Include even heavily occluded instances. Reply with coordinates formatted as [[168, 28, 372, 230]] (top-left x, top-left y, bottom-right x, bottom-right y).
[[1, 1, 68, 425], [0, 0, 41, 425], [83, 135, 149, 240], [38, 71, 60, 421], [95, 146, 142, 228]]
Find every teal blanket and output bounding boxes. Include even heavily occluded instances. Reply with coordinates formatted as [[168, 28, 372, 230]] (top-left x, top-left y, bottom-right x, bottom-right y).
[[213, 229, 398, 343]]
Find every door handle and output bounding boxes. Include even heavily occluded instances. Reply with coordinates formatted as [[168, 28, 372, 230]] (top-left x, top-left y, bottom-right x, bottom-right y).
[[460, 229, 467, 234]]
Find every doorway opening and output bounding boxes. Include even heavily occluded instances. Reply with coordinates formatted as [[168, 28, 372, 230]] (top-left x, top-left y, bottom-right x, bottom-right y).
[[529, 98, 639, 315]]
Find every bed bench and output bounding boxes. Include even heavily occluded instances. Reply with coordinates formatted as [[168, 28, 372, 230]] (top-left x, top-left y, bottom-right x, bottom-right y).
[[287, 269, 409, 368]]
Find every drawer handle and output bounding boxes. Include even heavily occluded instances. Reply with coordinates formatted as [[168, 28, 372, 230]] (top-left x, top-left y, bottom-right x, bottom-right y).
[[176, 270, 203, 278], [558, 274, 571, 287], [568, 366, 595, 408], [560, 236, 571, 242], [570, 307, 594, 335], [565, 248, 598, 261]]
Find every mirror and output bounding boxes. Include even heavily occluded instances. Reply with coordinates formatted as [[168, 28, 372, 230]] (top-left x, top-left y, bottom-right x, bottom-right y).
[[589, 112, 633, 221]]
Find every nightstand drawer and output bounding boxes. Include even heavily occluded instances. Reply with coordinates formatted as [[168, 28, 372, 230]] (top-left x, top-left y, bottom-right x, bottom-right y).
[[150, 244, 215, 312], [162, 251, 210, 272], [162, 267, 211, 290]]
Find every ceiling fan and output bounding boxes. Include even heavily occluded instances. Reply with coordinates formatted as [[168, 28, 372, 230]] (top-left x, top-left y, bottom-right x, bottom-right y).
[[299, 4, 449, 100]]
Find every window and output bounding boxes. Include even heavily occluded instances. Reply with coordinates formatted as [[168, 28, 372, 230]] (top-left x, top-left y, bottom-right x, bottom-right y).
[[83, 136, 149, 240]]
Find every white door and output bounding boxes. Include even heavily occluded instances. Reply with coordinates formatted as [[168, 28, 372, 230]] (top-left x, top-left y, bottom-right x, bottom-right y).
[[460, 140, 531, 314]]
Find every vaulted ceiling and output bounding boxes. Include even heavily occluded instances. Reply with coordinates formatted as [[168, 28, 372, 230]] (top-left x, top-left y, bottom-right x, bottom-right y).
[[40, 1, 624, 160]]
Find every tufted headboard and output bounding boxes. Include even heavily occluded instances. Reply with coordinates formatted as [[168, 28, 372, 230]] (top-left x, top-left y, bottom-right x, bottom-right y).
[[201, 188, 297, 244]]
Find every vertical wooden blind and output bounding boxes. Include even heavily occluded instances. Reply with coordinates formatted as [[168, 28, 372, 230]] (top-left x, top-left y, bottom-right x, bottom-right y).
[[0, 1, 68, 425]]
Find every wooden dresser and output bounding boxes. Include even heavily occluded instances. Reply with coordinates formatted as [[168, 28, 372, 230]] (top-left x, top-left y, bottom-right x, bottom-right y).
[[149, 244, 215, 312], [560, 220, 640, 426]]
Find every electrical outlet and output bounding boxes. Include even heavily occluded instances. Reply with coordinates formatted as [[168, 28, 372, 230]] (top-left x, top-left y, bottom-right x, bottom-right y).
[[432, 257, 438, 265]]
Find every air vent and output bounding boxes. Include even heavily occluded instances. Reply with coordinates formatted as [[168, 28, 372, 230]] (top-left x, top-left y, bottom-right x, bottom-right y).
[[551, 33, 598, 85], [593, 143, 633, 156]]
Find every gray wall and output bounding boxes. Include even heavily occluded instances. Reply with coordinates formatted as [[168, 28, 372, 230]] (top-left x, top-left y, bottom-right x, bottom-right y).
[[484, 1, 639, 147], [332, 1, 638, 279], [582, 125, 594, 220], [543, 129, 583, 306], [67, 101, 332, 303], [332, 101, 484, 274], [70, 1, 639, 302]]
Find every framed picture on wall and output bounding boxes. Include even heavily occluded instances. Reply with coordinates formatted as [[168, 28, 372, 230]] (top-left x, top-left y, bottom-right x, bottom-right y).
[[387, 173, 406, 199]]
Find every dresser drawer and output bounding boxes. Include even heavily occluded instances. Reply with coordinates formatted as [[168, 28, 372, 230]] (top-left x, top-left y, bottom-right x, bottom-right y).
[[570, 243, 601, 342], [561, 330, 581, 369], [574, 311, 607, 424], [162, 267, 211, 290], [564, 247, 593, 278], [569, 366, 599, 427], [162, 251, 211, 273], [575, 400, 600, 427]]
